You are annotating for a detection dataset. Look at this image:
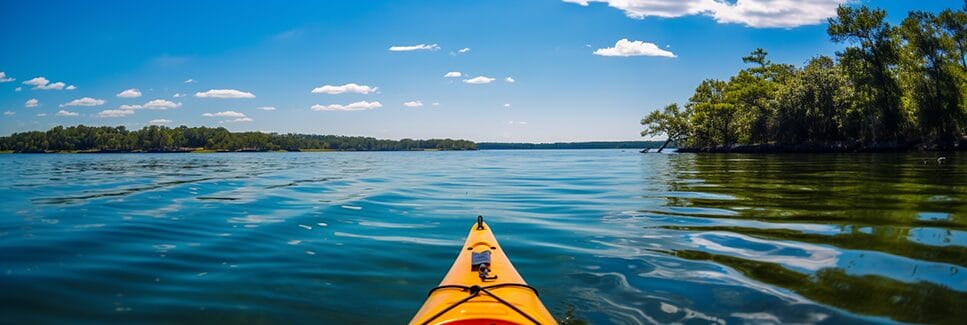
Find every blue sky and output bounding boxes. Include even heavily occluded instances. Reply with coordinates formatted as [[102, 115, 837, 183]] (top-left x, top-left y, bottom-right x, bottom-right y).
[[0, 0, 961, 142]]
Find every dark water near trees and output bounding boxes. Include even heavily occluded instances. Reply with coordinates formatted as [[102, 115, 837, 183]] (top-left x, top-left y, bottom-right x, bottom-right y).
[[0, 150, 964, 324]]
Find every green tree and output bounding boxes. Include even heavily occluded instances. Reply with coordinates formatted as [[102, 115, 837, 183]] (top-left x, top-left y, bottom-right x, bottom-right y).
[[828, 5, 905, 144], [641, 103, 691, 152], [688, 79, 736, 148]]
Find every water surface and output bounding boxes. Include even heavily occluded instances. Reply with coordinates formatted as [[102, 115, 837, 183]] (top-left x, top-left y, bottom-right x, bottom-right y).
[[1, 150, 964, 324]]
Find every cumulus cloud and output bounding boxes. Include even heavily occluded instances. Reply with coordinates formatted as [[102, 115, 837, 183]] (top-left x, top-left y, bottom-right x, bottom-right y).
[[25, 98, 38, 108], [202, 110, 246, 118], [256, 106, 276, 111], [503, 103, 512, 108], [594, 39, 676, 57], [505, 77, 515, 83], [562, 0, 846, 28], [3, 111, 14, 116], [463, 76, 495, 84], [432, 102, 440, 106], [149, 119, 171, 124], [311, 101, 383, 111], [119, 104, 143, 110], [389, 44, 440, 51], [508, 120, 527, 125], [37, 113, 47, 117], [0, 72, 14, 82], [66, 85, 76, 90], [311, 83, 377, 95], [62, 97, 106, 107], [98, 109, 135, 118], [173, 93, 186, 98], [444, 71, 462, 78], [458, 48, 471, 53], [143, 99, 182, 110], [195, 89, 255, 98], [23, 77, 67, 90], [403, 100, 423, 107], [56, 110, 79, 117], [117, 88, 142, 98], [15, 87, 21, 91]]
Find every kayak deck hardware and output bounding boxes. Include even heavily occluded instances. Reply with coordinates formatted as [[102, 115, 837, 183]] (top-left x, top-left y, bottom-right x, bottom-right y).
[[423, 283, 543, 325], [471, 250, 498, 281]]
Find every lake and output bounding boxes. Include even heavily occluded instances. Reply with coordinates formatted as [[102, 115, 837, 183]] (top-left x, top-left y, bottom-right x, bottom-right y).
[[0, 150, 964, 324]]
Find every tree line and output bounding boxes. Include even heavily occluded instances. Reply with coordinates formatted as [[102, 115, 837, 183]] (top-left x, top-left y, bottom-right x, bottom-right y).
[[642, 4, 966, 152], [0, 125, 477, 152]]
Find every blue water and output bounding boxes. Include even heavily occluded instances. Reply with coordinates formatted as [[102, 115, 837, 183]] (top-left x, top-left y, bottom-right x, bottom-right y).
[[1, 150, 964, 324]]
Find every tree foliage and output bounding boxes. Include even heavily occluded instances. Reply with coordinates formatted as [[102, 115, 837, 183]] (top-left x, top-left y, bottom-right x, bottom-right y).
[[0, 125, 477, 152], [643, 4, 967, 151]]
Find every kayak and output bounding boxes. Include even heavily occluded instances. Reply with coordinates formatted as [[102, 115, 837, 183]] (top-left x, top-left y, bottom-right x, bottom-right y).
[[409, 216, 557, 325]]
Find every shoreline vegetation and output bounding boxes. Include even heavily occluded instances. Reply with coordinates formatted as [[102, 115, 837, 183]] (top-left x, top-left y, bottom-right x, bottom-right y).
[[0, 125, 477, 153], [642, 4, 967, 153], [0, 125, 666, 153]]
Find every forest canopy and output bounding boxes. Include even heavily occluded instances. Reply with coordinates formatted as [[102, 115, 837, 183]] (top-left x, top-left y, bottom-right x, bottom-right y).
[[0, 125, 477, 152], [642, 4, 967, 151]]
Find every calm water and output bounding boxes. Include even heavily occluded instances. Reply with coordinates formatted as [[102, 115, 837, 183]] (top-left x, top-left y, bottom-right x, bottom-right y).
[[1, 150, 964, 324]]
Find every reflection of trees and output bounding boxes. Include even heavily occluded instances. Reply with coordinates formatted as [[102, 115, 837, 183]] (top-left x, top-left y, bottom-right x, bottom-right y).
[[649, 153, 966, 259], [662, 225, 966, 267], [674, 250, 967, 323]]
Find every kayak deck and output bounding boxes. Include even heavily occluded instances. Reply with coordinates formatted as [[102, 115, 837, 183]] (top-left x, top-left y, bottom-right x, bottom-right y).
[[409, 217, 557, 325]]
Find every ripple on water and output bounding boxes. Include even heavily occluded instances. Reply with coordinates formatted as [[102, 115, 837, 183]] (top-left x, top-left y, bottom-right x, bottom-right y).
[[1, 151, 965, 324]]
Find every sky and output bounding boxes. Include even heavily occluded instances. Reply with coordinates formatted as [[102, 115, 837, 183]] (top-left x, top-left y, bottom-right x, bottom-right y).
[[0, 0, 962, 142]]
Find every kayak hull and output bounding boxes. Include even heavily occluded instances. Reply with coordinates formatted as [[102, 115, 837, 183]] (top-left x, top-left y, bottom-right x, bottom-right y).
[[409, 219, 556, 325]]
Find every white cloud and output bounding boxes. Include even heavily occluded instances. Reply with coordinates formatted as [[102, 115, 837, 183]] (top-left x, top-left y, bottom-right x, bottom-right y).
[[463, 76, 495, 84], [432, 102, 440, 106], [594, 38, 676, 57], [119, 104, 143, 110], [56, 110, 79, 117], [503, 103, 511, 108], [25, 98, 39, 108], [195, 89, 255, 98], [117, 88, 142, 98], [444, 71, 462, 78], [62, 97, 106, 107], [256, 106, 276, 111], [15, 87, 22, 91], [23, 77, 67, 90], [223, 117, 253, 123], [311, 83, 377, 95], [203, 110, 246, 118], [173, 93, 186, 98], [505, 77, 515, 83], [508, 120, 527, 125], [389, 44, 440, 52], [3, 111, 14, 116], [458, 48, 471, 53], [562, 0, 846, 28], [403, 100, 423, 107], [149, 119, 172, 124], [311, 101, 383, 111], [184, 78, 196, 83], [65, 85, 76, 90], [0, 72, 14, 82], [37, 113, 47, 117], [98, 109, 135, 118], [143, 99, 182, 110]]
